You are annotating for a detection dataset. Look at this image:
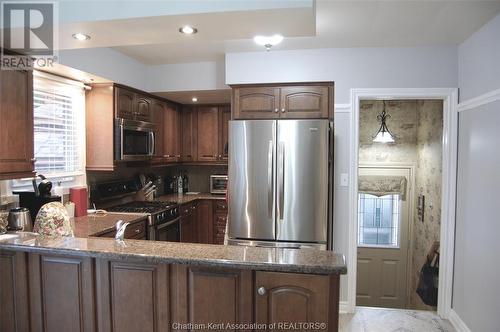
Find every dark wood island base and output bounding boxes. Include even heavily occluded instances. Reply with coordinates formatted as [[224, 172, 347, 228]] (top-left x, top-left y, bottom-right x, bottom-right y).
[[0, 234, 346, 332]]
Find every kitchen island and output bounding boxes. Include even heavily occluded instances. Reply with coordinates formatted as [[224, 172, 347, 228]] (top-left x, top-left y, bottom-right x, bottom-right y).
[[0, 232, 346, 332]]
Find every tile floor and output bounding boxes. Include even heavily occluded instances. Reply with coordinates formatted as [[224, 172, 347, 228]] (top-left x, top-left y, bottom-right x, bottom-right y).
[[339, 307, 455, 332]]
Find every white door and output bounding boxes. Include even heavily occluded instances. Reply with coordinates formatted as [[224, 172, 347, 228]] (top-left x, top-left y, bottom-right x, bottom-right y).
[[356, 167, 411, 308]]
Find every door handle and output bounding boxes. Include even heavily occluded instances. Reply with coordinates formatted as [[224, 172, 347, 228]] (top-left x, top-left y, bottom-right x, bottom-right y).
[[277, 142, 285, 222], [267, 140, 274, 219]]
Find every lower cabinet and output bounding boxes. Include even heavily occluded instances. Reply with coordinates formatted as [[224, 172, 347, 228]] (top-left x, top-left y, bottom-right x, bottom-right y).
[[213, 200, 228, 245], [0, 251, 341, 332]]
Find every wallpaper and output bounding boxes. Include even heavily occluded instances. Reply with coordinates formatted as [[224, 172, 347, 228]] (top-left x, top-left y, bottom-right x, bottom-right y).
[[359, 99, 443, 310]]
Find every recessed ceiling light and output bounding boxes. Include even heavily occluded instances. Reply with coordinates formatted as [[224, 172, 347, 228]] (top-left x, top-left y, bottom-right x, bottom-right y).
[[253, 34, 283, 51], [192, 97, 198, 103], [179, 26, 198, 35], [72, 33, 91, 41]]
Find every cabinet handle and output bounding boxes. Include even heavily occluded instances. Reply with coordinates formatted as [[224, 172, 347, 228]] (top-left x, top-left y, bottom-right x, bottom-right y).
[[281, 108, 285, 113], [176, 154, 181, 158], [134, 229, 140, 234], [274, 108, 278, 113], [30, 158, 37, 162], [164, 154, 171, 158], [257, 286, 266, 296]]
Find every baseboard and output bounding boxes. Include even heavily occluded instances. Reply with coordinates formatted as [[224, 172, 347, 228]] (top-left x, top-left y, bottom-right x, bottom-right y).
[[339, 301, 350, 314], [448, 309, 471, 332]]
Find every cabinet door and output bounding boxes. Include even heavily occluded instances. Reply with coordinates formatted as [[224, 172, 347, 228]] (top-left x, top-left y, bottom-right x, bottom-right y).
[[115, 87, 136, 119], [280, 86, 329, 119], [180, 204, 196, 243], [218, 105, 231, 161], [196, 106, 219, 161], [233, 87, 280, 119], [163, 103, 181, 162], [255, 272, 332, 328], [170, 265, 252, 330], [195, 200, 213, 244], [136, 95, 152, 122], [0, 69, 34, 179], [152, 100, 165, 161], [181, 106, 197, 162], [95, 259, 169, 332]]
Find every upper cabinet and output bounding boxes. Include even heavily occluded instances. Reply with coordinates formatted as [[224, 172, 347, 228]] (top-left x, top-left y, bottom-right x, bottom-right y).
[[162, 103, 181, 163], [231, 83, 334, 120], [115, 86, 152, 122], [196, 106, 219, 162], [218, 105, 231, 161], [0, 69, 35, 180], [181, 106, 197, 162]]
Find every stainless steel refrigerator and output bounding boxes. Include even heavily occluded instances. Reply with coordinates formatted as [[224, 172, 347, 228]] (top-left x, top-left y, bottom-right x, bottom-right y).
[[227, 119, 333, 249]]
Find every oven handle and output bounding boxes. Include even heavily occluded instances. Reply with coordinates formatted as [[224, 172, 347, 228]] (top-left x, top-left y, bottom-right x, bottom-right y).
[[155, 217, 180, 230]]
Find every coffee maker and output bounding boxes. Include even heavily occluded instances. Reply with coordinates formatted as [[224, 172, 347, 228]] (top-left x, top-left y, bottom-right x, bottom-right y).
[[14, 175, 61, 221]]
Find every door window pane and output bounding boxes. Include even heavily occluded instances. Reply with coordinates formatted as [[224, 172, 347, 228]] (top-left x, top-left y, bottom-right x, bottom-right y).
[[358, 193, 400, 247]]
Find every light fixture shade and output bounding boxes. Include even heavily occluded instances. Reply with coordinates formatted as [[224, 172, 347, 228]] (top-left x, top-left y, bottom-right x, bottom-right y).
[[373, 131, 395, 143], [372, 101, 395, 143]]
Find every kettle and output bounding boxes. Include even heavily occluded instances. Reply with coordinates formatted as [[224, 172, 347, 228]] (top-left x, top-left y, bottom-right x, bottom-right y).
[[7, 207, 32, 231], [32, 174, 52, 197]]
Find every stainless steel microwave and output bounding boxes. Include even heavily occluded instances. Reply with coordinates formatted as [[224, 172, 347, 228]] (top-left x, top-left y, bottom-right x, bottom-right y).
[[210, 175, 228, 194], [115, 118, 155, 161]]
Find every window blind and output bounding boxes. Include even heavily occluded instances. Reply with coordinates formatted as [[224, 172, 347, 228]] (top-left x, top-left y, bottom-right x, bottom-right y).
[[32, 73, 84, 175]]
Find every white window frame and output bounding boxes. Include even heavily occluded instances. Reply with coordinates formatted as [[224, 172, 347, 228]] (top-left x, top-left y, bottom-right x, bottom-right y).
[[6, 70, 87, 193]]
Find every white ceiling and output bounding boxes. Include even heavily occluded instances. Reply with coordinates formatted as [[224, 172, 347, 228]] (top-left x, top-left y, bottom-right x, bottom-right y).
[[106, 0, 500, 65]]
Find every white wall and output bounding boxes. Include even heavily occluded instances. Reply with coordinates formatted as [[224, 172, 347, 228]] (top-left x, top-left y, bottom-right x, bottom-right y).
[[225, 46, 458, 103], [453, 13, 500, 332], [59, 48, 149, 91], [225, 46, 458, 303], [458, 13, 500, 102]]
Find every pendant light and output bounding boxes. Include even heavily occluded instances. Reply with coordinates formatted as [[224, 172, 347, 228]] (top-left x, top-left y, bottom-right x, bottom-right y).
[[373, 101, 395, 143]]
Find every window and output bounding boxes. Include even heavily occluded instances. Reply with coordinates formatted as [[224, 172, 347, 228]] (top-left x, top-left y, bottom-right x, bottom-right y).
[[358, 193, 400, 247], [10, 71, 86, 189]]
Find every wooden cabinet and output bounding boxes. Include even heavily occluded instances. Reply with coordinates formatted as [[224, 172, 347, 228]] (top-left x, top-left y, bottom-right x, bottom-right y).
[[195, 200, 213, 244], [0, 69, 35, 180], [162, 103, 181, 162], [181, 106, 197, 162], [96, 259, 170, 332], [232, 83, 333, 120], [171, 265, 252, 330], [255, 271, 339, 330], [196, 106, 219, 162], [233, 87, 280, 119], [213, 200, 228, 245], [1, 250, 342, 332], [218, 106, 231, 161], [180, 202, 197, 243], [115, 87, 152, 122], [152, 100, 165, 161]]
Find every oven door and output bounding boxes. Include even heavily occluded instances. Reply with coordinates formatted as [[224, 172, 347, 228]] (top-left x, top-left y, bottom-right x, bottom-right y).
[[115, 119, 155, 161], [153, 218, 180, 242]]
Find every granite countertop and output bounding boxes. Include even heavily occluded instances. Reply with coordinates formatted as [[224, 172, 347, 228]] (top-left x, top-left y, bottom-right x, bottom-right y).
[[156, 193, 225, 205], [72, 213, 148, 237], [0, 232, 347, 275]]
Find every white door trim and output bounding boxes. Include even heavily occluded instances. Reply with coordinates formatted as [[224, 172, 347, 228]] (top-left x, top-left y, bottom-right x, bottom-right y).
[[348, 88, 458, 318]]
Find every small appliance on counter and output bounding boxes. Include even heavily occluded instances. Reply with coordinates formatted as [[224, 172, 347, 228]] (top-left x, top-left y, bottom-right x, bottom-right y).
[[210, 175, 228, 194], [7, 207, 32, 231], [14, 174, 61, 222]]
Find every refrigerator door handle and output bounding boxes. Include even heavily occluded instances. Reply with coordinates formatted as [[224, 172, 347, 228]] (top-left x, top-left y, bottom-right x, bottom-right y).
[[267, 140, 274, 219], [278, 141, 285, 222]]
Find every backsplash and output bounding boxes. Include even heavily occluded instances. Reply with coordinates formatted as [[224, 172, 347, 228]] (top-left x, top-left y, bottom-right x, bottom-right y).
[[87, 165, 227, 195]]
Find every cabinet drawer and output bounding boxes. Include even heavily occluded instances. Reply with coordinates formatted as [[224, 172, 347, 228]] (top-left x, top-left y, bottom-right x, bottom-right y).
[[180, 202, 194, 216], [215, 215, 227, 226], [124, 220, 146, 239]]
